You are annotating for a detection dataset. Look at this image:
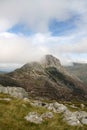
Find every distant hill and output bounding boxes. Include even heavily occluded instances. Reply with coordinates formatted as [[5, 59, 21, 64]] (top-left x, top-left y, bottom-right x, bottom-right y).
[[0, 55, 87, 101], [65, 63, 87, 85], [0, 71, 7, 74]]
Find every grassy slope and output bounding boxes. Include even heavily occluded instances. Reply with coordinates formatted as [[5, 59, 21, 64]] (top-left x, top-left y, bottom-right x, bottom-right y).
[[0, 94, 87, 130]]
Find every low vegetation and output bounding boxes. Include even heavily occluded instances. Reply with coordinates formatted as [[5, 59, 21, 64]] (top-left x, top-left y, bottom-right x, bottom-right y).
[[0, 93, 87, 130]]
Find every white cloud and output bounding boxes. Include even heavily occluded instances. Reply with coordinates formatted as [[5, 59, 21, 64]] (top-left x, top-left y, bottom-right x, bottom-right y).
[[0, 32, 49, 64], [0, 0, 87, 70], [0, 0, 87, 32], [0, 32, 87, 69]]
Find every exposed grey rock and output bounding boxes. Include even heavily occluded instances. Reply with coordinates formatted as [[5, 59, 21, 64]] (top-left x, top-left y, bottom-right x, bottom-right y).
[[0, 85, 28, 98], [41, 112, 53, 119], [63, 110, 81, 126], [24, 111, 54, 124], [76, 111, 87, 125], [30, 101, 68, 113], [25, 99, 87, 126], [41, 55, 62, 71], [76, 111, 87, 119], [46, 103, 54, 111], [64, 110, 87, 126], [53, 102, 67, 113], [30, 100, 68, 113], [24, 112, 43, 124], [81, 117, 87, 125], [46, 102, 67, 113]]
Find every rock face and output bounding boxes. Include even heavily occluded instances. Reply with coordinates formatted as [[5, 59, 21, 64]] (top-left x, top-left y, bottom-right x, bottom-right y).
[[41, 55, 63, 71], [0, 54, 87, 101], [64, 110, 87, 126], [30, 100, 68, 113], [45, 102, 67, 113], [24, 112, 43, 124], [24, 111, 53, 124], [0, 85, 28, 98]]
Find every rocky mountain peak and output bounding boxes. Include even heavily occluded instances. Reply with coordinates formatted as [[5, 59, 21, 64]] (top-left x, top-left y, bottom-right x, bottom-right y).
[[41, 54, 62, 69], [18, 55, 63, 72], [1, 54, 87, 101]]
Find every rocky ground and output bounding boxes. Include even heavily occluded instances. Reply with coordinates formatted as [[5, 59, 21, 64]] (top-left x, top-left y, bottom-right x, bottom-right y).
[[0, 92, 87, 130], [24, 99, 87, 126], [0, 54, 87, 130]]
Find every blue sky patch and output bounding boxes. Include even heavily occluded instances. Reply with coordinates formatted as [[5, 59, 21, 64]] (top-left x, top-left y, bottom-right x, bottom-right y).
[[8, 23, 33, 36], [49, 16, 79, 36]]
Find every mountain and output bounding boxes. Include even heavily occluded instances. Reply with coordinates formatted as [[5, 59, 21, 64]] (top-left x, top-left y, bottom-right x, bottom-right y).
[[0, 55, 87, 101], [65, 63, 87, 85]]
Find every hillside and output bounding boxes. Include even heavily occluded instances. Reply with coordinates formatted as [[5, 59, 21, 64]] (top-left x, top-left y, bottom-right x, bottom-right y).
[[0, 93, 87, 130], [65, 63, 87, 85], [0, 55, 86, 101]]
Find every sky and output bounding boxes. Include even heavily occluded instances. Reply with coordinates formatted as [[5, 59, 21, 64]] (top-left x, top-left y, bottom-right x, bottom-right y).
[[0, 0, 87, 71]]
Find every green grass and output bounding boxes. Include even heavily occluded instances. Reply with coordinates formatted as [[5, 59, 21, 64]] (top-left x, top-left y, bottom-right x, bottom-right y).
[[0, 94, 87, 130]]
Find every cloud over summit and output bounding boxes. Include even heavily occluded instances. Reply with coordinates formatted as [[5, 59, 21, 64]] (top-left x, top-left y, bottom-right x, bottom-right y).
[[0, 0, 87, 70]]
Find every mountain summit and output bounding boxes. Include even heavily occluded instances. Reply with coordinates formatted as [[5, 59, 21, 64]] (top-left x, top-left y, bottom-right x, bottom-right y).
[[0, 55, 87, 101], [41, 55, 61, 68]]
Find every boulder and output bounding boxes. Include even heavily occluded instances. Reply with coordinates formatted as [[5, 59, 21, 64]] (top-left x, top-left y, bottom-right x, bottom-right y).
[[46, 102, 67, 113], [63, 110, 87, 126], [24, 111, 54, 124], [76, 111, 87, 125], [24, 112, 43, 124], [0, 85, 28, 98], [63, 110, 81, 126], [81, 117, 87, 125]]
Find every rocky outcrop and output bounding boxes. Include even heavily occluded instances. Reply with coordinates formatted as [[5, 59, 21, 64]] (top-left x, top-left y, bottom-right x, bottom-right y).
[[24, 112, 43, 124], [41, 55, 63, 71], [30, 100, 68, 113], [64, 110, 87, 126], [0, 85, 28, 98], [28, 99, 87, 126], [46, 102, 67, 113], [24, 111, 53, 124]]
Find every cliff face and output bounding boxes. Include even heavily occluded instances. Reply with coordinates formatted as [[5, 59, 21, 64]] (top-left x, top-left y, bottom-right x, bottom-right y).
[[0, 55, 87, 101]]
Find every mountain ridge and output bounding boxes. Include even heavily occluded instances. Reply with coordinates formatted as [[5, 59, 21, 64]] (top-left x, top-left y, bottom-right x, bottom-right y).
[[65, 62, 87, 85], [0, 55, 87, 101]]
